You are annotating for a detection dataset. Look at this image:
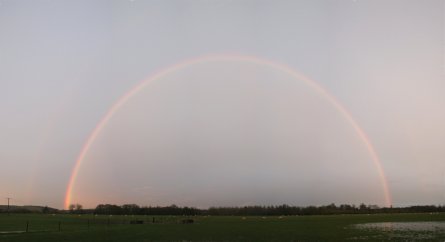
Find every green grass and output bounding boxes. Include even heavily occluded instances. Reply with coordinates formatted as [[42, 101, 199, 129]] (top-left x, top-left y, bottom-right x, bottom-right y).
[[0, 213, 445, 241]]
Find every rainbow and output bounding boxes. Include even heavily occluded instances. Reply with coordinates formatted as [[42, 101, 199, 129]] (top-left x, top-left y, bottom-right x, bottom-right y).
[[64, 54, 392, 209]]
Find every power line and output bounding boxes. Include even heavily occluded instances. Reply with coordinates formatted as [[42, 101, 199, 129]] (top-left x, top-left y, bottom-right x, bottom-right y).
[[5, 197, 12, 215]]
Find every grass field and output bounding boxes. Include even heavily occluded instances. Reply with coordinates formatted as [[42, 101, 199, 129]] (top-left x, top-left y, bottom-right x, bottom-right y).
[[0, 213, 445, 241]]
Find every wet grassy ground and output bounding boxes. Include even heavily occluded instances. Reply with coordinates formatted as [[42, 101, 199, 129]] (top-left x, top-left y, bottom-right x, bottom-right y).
[[0, 213, 444, 241]]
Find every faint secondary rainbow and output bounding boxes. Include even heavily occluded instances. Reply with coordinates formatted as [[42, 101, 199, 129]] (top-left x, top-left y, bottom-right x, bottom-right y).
[[64, 54, 392, 209]]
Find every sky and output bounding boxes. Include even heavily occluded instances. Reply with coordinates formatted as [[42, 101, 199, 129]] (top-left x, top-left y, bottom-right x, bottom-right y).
[[0, 0, 444, 209]]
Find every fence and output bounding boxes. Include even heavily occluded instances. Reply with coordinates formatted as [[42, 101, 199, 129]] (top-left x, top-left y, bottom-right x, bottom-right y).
[[0, 214, 195, 233]]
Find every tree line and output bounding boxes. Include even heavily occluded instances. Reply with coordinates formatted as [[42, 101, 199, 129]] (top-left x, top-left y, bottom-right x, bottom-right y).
[[3, 203, 445, 215], [67, 203, 445, 216], [91, 204, 199, 216]]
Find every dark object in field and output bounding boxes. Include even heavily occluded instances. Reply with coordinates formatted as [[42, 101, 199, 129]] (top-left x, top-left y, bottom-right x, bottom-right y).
[[181, 219, 194, 224], [130, 220, 144, 224]]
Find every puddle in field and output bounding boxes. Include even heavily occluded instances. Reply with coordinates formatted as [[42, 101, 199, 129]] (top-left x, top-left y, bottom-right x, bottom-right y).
[[0, 231, 26, 234], [355, 221, 445, 231], [351, 222, 445, 240], [0, 230, 50, 235]]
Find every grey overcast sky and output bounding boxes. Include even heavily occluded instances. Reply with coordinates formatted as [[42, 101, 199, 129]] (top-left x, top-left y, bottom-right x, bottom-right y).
[[0, 0, 444, 209]]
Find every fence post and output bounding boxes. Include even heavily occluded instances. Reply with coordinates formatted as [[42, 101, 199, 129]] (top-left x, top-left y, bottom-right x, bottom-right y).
[[107, 218, 110, 227], [87, 219, 90, 230], [58, 221, 61, 232], [26, 221, 29, 232]]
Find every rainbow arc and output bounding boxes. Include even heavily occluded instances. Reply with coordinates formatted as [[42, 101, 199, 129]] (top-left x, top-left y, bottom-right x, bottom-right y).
[[64, 54, 392, 209]]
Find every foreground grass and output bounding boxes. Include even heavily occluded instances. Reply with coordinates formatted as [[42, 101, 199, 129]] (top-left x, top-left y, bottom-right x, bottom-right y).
[[0, 213, 444, 241]]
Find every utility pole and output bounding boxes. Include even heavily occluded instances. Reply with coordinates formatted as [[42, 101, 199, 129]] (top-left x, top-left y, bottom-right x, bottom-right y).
[[6, 197, 12, 215]]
